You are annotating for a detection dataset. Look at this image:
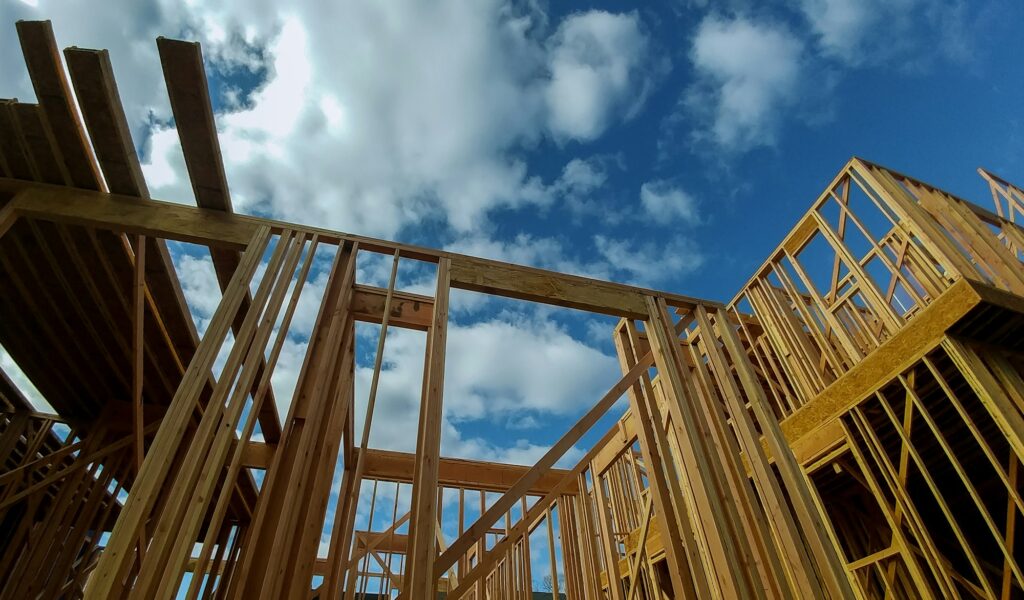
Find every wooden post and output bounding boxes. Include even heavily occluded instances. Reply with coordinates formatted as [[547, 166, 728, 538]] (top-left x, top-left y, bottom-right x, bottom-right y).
[[715, 307, 856, 599], [329, 249, 401, 600], [404, 257, 451, 599], [613, 319, 704, 598], [229, 240, 359, 599], [644, 295, 755, 598]]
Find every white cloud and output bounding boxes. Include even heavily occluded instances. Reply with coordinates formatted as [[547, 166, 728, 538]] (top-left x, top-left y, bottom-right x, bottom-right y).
[[2, 2, 654, 237], [443, 318, 619, 419], [446, 435, 585, 468], [640, 180, 699, 224], [687, 14, 804, 150], [545, 11, 651, 141], [556, 157, 607, 197], [799, 0, 880, 64], [798, 0, 973, 67], [672, 4, 975, 156], [350, 316, 618, 458], [171, 251, 222, 336], [594, 234, 704, 285]]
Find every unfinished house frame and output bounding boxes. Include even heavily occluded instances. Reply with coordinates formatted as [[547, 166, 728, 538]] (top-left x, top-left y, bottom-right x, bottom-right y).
[[0, 20, 1022, 600]]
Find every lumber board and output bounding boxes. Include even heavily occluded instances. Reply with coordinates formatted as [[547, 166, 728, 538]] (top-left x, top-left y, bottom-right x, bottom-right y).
[[16, 20, 100, 190], [777, 277, 982, 457], [351, 285, 433, 331], [3, 180, 257, 247], [157, 36, 283, 442], [156, 37, 231, 213], [63, 48, 147, 197], [359, 447, 578, 494], [1, 181, 722, 316]]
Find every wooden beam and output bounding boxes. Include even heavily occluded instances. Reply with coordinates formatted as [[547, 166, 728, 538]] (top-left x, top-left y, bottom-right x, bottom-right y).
[[62, 47, 147, 197], [3, 181, 257, 248], [359, 447, 578, 494], [157, 36, 283, 443], [16, 20, 101, 190], [778, 278, 981, 455], [448, 254, 706, 319], [354, 531, 410, 556], [239, 441, 276, 469], [2, 180, 722, 318], [351, 285, 433, 331], [155, 37, 231, 213]]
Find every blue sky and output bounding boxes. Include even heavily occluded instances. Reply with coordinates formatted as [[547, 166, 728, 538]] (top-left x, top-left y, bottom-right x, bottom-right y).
[[1, 0, 1023, 591]]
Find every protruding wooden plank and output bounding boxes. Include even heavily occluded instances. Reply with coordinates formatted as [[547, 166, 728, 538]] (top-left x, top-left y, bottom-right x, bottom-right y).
[[156, 36, 230, 213], [63, 48, 147, 198], [16, 20, 101, 190], [156, 37, 282, 441]]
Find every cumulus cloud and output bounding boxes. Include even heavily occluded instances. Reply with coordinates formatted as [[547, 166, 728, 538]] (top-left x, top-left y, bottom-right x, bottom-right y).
[[171, 251, 223, 335], [545, 11, 652, 141], [799, 0, 881, 64], [798, 0, 974, 67], [3, 2, 655, 238], [349, 317, 619, 459], [687, 14, 805, 151], [442, 425, 586, 467], [640, 180, 699, 224], [671, 3, 977, 156], [556, 157, 608, 197], [594, 234, 704, 284]]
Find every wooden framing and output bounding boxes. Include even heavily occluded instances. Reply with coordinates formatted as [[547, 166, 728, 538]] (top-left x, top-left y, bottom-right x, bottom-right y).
[[0, 19, 1022, 600]]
